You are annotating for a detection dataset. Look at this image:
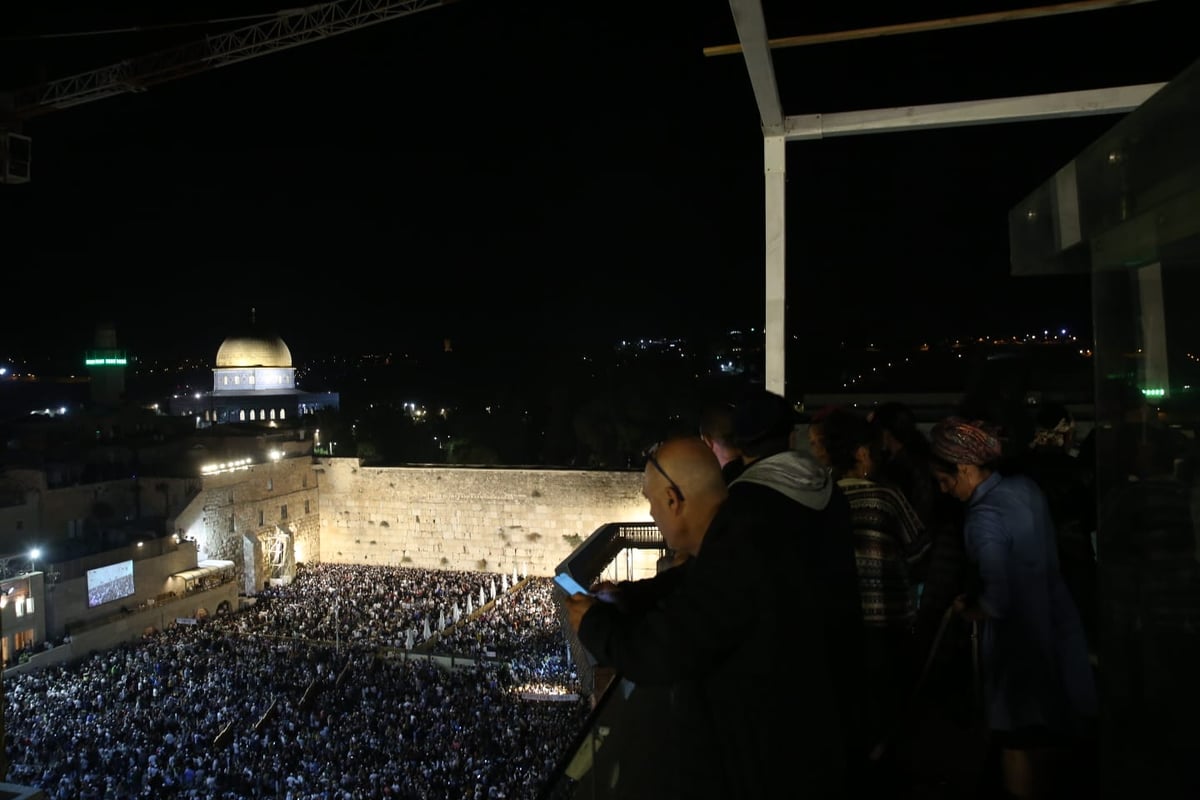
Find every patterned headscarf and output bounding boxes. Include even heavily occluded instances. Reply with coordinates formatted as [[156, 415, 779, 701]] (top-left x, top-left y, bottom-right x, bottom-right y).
[[930, 417, 1003, 466]]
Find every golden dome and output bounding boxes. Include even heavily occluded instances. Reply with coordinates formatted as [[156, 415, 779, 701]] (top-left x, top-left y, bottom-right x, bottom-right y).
[[215, 332, 293, 368]]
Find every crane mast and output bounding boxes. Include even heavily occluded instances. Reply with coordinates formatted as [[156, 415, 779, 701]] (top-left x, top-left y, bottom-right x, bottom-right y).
[[0, 0, 453, 183]]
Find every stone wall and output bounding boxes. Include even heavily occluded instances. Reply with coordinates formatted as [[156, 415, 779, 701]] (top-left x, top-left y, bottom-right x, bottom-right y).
[[177, 457, 656, 584], [315, 459, 651, 576], [176, 457, 321, 593]]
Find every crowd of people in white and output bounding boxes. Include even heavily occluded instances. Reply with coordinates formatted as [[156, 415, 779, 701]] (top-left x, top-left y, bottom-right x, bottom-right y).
[[4, 562, 588, 799]]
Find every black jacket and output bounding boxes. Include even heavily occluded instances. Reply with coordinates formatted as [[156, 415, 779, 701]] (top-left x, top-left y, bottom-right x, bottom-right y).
[[727, 451, 868, 761], [579, 452, 853, 798]]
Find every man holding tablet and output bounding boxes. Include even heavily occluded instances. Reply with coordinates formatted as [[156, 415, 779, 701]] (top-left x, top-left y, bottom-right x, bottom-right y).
[[564, 435, 847, 799]]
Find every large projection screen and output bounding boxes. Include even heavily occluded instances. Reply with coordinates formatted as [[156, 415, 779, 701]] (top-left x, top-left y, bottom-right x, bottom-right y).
[[86, 560, 135, 608]]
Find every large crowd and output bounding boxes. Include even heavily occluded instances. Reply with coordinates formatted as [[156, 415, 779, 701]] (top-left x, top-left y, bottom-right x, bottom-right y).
[[4, 562, 589, 800]]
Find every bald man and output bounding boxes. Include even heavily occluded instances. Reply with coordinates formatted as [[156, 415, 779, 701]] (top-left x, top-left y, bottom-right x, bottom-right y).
[[565, 436, 847, 799]]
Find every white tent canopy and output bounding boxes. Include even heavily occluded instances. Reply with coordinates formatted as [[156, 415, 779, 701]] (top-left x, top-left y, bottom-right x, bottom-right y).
[[172, 559, 235, 584]]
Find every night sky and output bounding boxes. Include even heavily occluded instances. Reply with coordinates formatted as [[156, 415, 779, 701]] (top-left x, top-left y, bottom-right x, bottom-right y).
[[1, 1, 1196, 369]]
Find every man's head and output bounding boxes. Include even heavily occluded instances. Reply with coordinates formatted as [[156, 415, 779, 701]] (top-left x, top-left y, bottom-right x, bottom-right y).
[[731, 388, 800, 462], [867, 400, 921, 457], [698, 400, 742, 467], [642, 436, 728, 557]]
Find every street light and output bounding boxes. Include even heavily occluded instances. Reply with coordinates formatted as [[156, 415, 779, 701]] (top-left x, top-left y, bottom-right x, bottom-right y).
[[28, 548, 40, 574]]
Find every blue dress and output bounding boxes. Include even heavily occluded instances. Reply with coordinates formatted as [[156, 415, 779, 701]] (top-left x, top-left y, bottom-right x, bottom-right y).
[[965, 471, 1098, 734]]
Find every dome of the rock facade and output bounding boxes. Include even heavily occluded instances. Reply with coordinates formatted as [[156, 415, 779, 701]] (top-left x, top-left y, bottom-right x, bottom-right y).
[[215, 332, 293, 368]]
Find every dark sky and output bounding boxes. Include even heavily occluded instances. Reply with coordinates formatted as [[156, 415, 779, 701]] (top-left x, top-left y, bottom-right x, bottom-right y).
[[1, 1, 1196, 369]]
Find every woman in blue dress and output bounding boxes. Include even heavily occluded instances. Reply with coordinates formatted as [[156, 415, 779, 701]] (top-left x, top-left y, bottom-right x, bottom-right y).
[[928, 417, 1097, 799]]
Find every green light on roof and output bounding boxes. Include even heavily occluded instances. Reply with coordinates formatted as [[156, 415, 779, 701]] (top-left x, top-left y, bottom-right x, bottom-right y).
[[85, 358, 127, 366], [1141, 387, 1166, 398]]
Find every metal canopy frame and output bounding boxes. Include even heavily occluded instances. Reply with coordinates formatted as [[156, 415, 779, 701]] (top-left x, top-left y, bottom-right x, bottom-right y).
[[722, 0, 1167, 395]]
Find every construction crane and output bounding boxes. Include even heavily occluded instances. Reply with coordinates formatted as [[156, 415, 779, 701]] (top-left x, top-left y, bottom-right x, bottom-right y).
[[0, 0, 455, 184]]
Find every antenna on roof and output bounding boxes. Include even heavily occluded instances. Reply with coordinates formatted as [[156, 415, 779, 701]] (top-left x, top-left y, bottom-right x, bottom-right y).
[[251, 307, 256, 325]]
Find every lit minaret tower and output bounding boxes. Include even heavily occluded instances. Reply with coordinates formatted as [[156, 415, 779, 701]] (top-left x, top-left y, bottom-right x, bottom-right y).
[[85, 321, 127, 408]]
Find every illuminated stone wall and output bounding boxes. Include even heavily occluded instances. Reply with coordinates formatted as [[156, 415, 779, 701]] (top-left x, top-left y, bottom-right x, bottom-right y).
[[179, 457, 658, 584], [176, 457, 321, 592], [314, 459, 653, 576]]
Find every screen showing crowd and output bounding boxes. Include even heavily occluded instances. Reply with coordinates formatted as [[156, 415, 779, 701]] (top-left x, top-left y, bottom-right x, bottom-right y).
[[86, 560, 135, 608]]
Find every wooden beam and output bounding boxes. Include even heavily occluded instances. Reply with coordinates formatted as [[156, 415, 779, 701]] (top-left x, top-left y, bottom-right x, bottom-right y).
[[703, 0, 1158, 57]]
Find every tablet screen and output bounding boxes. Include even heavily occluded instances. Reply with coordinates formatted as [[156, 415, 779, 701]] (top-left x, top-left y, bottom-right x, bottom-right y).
[[554, 572, 591, 596]]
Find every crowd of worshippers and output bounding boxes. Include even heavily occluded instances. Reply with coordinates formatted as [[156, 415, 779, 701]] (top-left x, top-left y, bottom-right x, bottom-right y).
[[237, 563, 558, 662], [4, 563, 589, 800]]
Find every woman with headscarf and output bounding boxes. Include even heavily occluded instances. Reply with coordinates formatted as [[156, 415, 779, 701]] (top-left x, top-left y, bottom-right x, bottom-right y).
[[929, 416, 1097, 800]]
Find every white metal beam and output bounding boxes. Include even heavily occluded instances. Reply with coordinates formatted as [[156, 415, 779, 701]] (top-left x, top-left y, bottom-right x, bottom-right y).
[[763, 135, 787, 396], [783, 83, 1165, 141], [757, 81, 1163, 394], [727, 0, 783, 132]]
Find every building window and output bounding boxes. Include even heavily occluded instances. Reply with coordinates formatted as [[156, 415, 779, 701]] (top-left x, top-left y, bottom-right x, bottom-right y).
[[239, 409, 246, 421], [229, 515, 235, 533], [270, 409, 277, 420], [280, 409, 287, 420], [258, 510, 265, 526], [280, 505, 288, 520], [302, 474, 308, 488], [304, 499, 310, 514], [12, 628, 33, 654], [223, 376, 229, 385], [266, 477, 273, 491], [234, 375, 241, 385], [249, 375, 256, 385]]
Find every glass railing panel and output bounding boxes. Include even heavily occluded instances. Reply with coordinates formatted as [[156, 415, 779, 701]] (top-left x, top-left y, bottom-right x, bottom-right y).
[[1009, 53, 1200, 799]]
